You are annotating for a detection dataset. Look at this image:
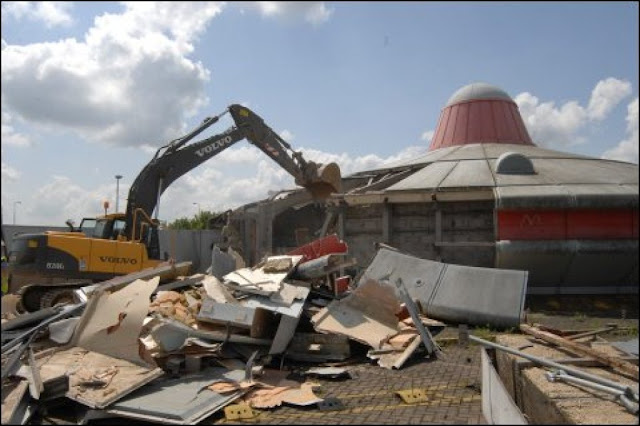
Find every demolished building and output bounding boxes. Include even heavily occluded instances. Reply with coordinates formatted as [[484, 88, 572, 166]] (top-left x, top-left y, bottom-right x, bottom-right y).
[[229, 82, 639, 296]]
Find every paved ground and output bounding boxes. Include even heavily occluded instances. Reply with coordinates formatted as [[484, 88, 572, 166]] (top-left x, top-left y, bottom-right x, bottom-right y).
[[32, 299, 639, 425], [209, 344, 485, 425]]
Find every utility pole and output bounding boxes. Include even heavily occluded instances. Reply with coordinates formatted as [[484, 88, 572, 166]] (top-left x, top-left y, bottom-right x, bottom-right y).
[[13, 201, 21, 225], [115, 175, 123, 212]]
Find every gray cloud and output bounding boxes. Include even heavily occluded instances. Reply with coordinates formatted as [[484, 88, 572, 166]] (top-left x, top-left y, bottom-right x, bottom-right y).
[[1, 2, 220, 147]]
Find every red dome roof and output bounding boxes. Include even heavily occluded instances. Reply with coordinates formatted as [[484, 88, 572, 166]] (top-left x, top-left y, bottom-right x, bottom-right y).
[[429, 83, 534, 151]]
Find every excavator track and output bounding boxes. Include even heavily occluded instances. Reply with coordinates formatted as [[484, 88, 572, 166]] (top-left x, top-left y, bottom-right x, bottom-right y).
[[39, 287, 80, 310], [18, 282, 89, 312]]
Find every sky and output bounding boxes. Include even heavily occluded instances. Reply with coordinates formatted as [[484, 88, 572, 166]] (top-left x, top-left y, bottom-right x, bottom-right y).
[[1, 1, 638, 226]]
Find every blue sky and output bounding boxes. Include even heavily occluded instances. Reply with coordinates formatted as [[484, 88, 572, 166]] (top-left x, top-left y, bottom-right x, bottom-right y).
[[2, 1, 638, 226]]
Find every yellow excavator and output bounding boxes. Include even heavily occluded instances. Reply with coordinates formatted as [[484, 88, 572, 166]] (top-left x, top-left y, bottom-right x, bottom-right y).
[[8, 105, 342, 311]]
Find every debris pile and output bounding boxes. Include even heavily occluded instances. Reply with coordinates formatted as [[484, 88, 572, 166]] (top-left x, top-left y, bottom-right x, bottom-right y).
[[1, 236, 530, 424]]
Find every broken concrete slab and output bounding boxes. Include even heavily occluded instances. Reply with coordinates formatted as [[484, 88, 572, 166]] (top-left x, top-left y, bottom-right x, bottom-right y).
[[150, 317, 272, 350], [310, 279, 401, 349], [105, 367, 246, 425], [69, 277, 159, 365], [269, 281, 308, 306], [34, 347, 163, 409], [197, 298, 264, 330], [223, 255, 303, 296], [201, 275, 237, 304], [360, 244, 528, 328], [210, 246, 236, 279]]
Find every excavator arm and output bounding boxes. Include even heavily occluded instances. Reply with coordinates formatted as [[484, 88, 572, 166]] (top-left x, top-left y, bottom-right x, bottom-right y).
[[124, 104, 341, 242]]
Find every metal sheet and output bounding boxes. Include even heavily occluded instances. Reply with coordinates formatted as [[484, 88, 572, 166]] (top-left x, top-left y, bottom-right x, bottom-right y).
[[243, 286, 309, 317], [495, 184, 638, 209], [496, 240, 638, 293], [223, 255, 303, 296], [480, 348, 528, 424], [611, 338, 639, 357], [197, 298, 256, 329], [360, 245, 528, 328], [107, 368, 245, 424]]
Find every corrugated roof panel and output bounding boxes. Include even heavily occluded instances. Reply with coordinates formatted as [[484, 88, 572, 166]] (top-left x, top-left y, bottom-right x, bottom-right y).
[[430, 107, 450, 149], [441, 104, 459, 146], [452, 102, 470, 145], [387, 161, 458, 191], [439, 159, 495, 188]]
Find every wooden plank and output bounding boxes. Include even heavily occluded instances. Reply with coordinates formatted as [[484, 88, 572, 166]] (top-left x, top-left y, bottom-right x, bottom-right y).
[[519, 324, 639, 379]]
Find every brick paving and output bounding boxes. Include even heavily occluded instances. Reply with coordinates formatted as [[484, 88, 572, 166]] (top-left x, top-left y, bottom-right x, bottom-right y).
[[209, 344, 486, 425]]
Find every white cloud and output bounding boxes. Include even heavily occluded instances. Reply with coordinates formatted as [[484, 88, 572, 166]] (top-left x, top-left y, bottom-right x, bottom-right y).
[[13, 143, 427, 225], [421, 130, 434, 142], [515, 77, 632, 148], [515, 92, 587, 147], [25, 176, 111, 225], [601, 98, 639, 164], [1, 1, 73, 28], [587, 78, 633, 120], [279, 129, 295, 142], [238, 2, 333, 26], [1, 2, 224, 147], [1, 162, 20, 181], [1, 111, 32, 147], [296, 144, 427, 177]]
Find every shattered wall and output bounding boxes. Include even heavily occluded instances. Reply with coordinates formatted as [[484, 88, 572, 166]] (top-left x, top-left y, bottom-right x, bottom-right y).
[[271, 203, 328, 250], [343, 201, 495, 268]]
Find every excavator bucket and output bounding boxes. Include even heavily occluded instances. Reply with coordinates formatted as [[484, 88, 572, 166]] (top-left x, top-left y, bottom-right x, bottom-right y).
[[301, 162, 342, 200]]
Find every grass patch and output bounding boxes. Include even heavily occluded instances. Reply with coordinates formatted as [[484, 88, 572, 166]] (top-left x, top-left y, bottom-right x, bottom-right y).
[[471, 324, 498, 342]]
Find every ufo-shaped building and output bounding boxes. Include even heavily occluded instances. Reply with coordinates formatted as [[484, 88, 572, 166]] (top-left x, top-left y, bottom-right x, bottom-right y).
[[231, 83, 639, 296]]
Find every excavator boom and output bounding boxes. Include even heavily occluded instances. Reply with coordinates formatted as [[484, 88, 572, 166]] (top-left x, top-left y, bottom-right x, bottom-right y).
[[8, 104, 341, 312], [124, 104, 341, 240]]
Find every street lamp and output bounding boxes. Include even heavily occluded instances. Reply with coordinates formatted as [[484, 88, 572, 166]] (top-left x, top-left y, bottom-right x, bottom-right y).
[[193, 202, 201, 215], [13, 201, 21, 225], [115, 175, 123, 213]]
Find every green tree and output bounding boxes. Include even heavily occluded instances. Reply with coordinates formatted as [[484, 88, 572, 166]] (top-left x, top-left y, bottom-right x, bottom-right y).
[[167, 210, 222, 230]]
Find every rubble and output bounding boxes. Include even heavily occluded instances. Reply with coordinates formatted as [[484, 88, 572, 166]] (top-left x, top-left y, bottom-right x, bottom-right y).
[[0, 235, 560, 424]]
